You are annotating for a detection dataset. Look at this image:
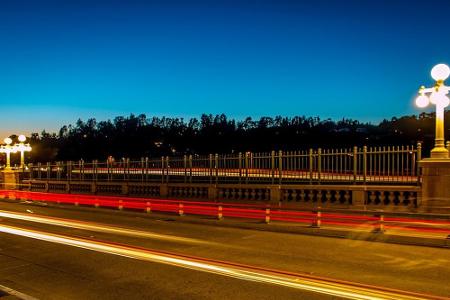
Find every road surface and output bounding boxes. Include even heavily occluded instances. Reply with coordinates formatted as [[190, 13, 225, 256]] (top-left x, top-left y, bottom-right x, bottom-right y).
[[0, 200, 449, 300]]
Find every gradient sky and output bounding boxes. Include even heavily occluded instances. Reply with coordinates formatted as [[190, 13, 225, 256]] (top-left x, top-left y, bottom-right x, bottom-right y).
[[1, 0, 450, 136]]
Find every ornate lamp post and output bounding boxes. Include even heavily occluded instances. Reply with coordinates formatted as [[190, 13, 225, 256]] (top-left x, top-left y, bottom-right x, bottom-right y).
[[0, 138, 18, 170], [415, 64, 450, 212], [415, 63, 450, 159], [15, 135, 32, 169]]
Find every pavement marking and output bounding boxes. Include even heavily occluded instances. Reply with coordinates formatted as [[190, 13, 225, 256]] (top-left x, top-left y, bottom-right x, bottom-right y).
[[0, 224, 446, 300], [0, 284, 39, 300]]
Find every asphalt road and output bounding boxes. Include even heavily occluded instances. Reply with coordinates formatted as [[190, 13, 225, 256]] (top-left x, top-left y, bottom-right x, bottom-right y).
[[0, 200, 449, 300]]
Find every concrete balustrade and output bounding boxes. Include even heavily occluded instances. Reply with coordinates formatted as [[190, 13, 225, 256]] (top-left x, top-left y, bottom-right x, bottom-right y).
[[14, 179, 422, 213]]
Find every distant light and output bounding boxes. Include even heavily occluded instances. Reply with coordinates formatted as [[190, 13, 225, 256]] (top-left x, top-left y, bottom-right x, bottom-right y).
[[415, 95, 429, 108], [18, 135, 26, 142], [4, 138, 12, 145], [431, 63, 450, 81]]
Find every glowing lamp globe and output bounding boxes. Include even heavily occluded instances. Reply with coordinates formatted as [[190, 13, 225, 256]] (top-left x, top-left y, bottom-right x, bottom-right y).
[[415, 94, 429, 108], [430, 91, 450, 107], [440, 95, 450, 107], [4, 137, 12, 145], [18, 135, 26, 142], [430, 91, 443, 105], [431, 64, 450, 81]]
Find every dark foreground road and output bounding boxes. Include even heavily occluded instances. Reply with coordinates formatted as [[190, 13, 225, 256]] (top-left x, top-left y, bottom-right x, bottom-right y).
[[0, 200, 449, 300]]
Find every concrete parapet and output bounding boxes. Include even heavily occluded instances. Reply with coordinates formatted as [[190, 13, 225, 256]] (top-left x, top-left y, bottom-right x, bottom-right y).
[[419, 158, 450, 213], [160, 184, 168, 198], [269, 185, 281, 206], [19, 179, 422, 212], [351, 189, 367, 209], [208, 186, 217, 201], [1, 170, 19, 190], [121, 183, 128, 195]]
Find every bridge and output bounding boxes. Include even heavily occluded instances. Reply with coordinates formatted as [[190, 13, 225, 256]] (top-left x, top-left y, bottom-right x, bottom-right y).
[[0, 143, 429, 214], [1, 143, 450, 300]]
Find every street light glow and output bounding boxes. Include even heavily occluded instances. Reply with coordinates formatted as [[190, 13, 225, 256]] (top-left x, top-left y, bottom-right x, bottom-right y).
[[415, 63, 450, 158], [1, 135, 32, 169], [15, 135, 32, 169], [415, 94, 429, 108], [431, 63, 450, 81], [429, 91, 449, 106]]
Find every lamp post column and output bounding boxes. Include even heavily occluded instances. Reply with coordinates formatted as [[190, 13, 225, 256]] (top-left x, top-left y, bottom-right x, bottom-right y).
[[431, 102, 448, 158], [5, 150, 11, 170], [16, 135, 32, 169], [1, 138, 15, 170], [1, 137, 18, 189], [20, 150, 25, 169]]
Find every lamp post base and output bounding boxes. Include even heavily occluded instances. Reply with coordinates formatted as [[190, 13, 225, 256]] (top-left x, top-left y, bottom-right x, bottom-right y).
[[419, 158, 450, 213], [430, 147, 449, 159], [1, 169, 19, 190]]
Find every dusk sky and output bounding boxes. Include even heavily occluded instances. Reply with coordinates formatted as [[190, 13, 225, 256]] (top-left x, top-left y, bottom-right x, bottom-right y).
[[1, 0, 450, 137]]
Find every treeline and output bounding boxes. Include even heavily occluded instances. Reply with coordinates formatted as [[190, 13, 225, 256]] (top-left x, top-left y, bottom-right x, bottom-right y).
[[25, 112, 445, 162]]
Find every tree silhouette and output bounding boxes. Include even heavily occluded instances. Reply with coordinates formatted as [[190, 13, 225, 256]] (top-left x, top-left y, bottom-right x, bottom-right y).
[[24, 112, 446, 162]]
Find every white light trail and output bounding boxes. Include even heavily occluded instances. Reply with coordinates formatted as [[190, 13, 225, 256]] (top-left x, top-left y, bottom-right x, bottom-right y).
[[0, 210, 211, 245], [0, 224, 444, 300]]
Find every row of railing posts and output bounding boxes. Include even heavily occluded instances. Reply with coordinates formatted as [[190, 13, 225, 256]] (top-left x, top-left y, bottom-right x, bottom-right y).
[[25, 144, 421, 185]]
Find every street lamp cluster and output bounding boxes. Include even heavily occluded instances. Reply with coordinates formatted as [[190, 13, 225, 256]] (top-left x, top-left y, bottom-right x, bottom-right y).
[[0, 135, 32, 170], [415, 64, 450, 159]]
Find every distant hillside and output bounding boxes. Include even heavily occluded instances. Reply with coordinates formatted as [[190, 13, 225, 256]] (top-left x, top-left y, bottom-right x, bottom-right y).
[[23, 112, 446, 162]]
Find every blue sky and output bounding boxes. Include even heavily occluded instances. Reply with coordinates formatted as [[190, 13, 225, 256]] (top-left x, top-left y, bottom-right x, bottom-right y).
[[1, 0, 449, 136]]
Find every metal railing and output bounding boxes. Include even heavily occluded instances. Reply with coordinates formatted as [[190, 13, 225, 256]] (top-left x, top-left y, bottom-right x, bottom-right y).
[[23, 144, 421, 185]]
